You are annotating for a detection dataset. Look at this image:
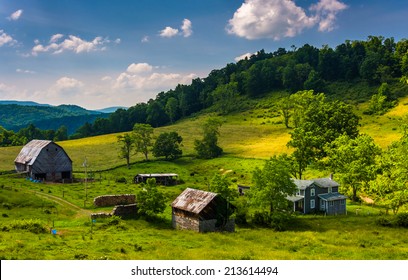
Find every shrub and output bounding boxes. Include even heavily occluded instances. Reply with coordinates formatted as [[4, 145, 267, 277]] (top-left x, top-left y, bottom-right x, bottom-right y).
[[9, 219, 48, 234], [376, 216, 393, 227], [115, 177, 127, 183], [252, 211, 271, 227], [396, 212, 408, 228]]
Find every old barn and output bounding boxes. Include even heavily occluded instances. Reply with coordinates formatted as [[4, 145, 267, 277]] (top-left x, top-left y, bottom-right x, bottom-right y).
[[15, 139, 72, 182], [171, 188, 234, 233]]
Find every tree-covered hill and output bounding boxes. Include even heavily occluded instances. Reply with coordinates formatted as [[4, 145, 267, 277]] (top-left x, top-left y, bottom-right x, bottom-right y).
[[0, 104, 108, 135], [73, 36, 408, 138]]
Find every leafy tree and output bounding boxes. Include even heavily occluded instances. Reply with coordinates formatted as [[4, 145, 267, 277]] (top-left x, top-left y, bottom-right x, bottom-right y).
[[325, 134, 381, 202], [54, 125, 68, 141], [209, 173, 237, 201], [152, 131, 183, 160], [369, 132, 408, 214], [194, 118, 223, 159], [165, 97, 179, 124], [290, 90, 325, 128], [137, 178, 166, 217], [117, 133, 136, 168], [212, 82, 240, 115], [276, 94, 292, 128], [250, 156, 297, 214], [133, 123, 154, 161], [287, 128, 317, 179]]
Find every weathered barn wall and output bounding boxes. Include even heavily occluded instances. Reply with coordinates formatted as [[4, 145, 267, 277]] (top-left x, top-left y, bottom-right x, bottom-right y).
[[172, 212, 200, 232], [93, 194, 136, 207]]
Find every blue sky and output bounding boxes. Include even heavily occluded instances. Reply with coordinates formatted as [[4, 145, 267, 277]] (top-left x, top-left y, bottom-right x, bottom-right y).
[[0, 0, 407, 109]]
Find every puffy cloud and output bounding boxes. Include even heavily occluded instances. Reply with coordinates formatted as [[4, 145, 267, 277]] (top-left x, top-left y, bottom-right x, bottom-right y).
[[51, 77, 84, 93], [31, 34, 115, 56], [159, 27, 179, 38], [114, 63, 197, 93], [310, 0, 348, 32], [8, 9, 23, 21], [235, 52, 255, 62], [127, 63, 153, 74], [0, 30, 16, 47], [227, 0, 347, 40], [159, 19, 193, 38], [181, 19, 193, 37]]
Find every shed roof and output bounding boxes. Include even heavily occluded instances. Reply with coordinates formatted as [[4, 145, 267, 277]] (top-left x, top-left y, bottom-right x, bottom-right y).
[[171, 188, 217, 214], [14, 140, 53, 165], [136, 173, 178, 177]]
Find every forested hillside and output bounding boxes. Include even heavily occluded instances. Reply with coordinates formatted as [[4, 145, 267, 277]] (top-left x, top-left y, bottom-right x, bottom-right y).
[[73, 36, 408, 138]]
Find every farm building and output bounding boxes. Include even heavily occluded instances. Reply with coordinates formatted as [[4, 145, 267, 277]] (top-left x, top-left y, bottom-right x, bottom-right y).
[[134, 173, 178, 185], [171, 188, 235, 232], [287, 177, 347, 215], [14, 139, 73, 182]]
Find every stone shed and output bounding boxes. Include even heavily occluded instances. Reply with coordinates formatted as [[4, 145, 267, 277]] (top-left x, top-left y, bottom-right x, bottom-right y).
[[14, 139, 72, 182], [171, 188, 234, 233]]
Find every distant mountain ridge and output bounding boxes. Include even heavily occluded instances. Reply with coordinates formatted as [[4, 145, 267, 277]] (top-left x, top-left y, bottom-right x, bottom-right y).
[[0, 102, 110, 135]]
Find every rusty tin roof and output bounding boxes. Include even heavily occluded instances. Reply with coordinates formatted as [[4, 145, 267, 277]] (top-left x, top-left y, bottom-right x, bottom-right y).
[[171, 188, 217, 214], [14, 140, 52, 165]]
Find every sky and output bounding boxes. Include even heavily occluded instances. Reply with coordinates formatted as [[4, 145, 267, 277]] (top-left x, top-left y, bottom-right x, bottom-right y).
[[0, 0, 407, 110]]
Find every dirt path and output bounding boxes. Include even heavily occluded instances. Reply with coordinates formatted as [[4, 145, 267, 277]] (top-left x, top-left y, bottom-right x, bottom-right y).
[[32, 190, 92, 218]]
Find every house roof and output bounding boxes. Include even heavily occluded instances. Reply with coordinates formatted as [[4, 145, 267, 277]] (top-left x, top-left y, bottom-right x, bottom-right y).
[[313, 178, 340, 188], [318, 193, 347, 201], [292, 179, 314, 190], [14, 140, 53, 165], [171, 188, 217, 214], [286, 195, 304, 202], [292, 178, 339, 190]]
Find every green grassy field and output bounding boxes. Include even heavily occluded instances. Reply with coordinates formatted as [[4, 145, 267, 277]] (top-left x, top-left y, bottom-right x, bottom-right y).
[[1, 92, 408, 260]]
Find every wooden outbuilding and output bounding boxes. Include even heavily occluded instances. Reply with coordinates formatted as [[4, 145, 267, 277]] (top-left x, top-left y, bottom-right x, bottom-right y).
[[14, 139, 73, 182], [171, 188, 234, 232]]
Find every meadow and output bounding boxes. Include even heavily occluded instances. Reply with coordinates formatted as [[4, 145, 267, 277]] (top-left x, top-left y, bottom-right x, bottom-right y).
[[1, 93, 408, 260]]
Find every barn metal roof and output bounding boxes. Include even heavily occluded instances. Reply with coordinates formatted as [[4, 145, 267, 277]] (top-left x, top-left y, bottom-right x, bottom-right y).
[[171, 188, 217, 214], [14, 140, 52, 165]]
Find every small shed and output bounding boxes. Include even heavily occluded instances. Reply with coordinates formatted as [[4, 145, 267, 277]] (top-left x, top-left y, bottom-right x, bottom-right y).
[[14, 139, 72, 182], [171, 188, 234, 232], [134, 173, 178, 185]]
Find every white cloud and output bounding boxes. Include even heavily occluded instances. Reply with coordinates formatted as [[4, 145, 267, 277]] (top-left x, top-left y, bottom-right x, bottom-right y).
[[49, 34, 64, 43], [227, 0, 347, 40], [159, 26, 179, 38], [8, 9, 23, 21], [141, 36, 149, 43], [310, 0, 348, 32], [51, 77, 84, 92], [159, 19, 193, 38], [0, 30, 16, 47], [234, 52, 255, 62], [16, 69, 36, 74], [181, 19, 193, 37], [31, 34, 113, 56], [127, 63, 153, 74]]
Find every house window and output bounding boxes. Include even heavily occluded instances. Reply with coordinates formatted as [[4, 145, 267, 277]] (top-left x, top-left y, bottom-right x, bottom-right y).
[[310, 188, 315, 197], [328, 187, 332, 193], [310, 199, 315, 209], [300, 190, 305, 196], [329, 201, 334, 207], [340, 200, 345, 205]]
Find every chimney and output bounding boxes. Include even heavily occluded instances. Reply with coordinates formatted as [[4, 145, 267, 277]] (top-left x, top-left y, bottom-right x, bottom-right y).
[[329, 173, 333, 180]]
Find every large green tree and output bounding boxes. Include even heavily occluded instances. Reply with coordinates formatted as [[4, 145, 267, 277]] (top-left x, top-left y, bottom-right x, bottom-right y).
[[137, 178, 166, 217], [133, 123, 154, 161], [194, 118, 223, 159], [325, 134, 381, 202], [251, 156, 296, 214], [152, 131, 183, 160]]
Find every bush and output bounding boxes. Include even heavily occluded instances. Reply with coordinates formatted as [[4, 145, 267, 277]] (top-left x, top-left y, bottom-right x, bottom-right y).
[[396, 212, 408, 228], [252, 211, 292, 231], [115, 177, 127, 183], [376, 216, 393, 227], [252, 211, 271, 227], [8, 219, 48, 234]]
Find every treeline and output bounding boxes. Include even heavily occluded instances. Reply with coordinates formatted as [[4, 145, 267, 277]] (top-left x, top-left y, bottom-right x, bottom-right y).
[[74, 36, 408, 138], [0, 124, 68, 147]]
